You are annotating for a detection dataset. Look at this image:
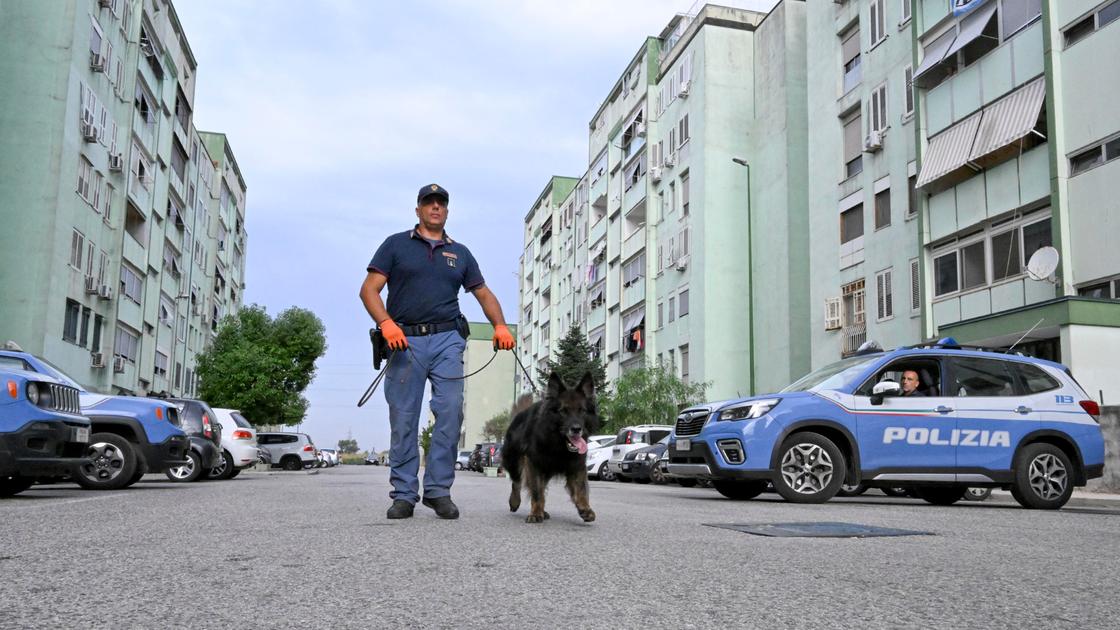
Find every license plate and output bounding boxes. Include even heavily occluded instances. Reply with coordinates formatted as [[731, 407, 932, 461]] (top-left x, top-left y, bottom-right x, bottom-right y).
[[676, 438, 691, 451], [621, 464, 630, 470], [73, 427, 90, 443]]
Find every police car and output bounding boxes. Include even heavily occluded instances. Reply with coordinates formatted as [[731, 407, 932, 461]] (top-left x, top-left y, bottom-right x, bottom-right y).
[[666, 339, 1104, 509]]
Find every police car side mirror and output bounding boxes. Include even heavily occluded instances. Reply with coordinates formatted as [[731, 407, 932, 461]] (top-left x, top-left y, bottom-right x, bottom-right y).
[[870, 380, 901, 406]]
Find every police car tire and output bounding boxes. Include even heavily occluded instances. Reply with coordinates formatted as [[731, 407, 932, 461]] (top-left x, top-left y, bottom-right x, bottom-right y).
[[773, 432, 847, 503], [713, 480, 768, 500], [0, 475, 35, 497], [75, 433, 138, 490], [914, 486, 967, 506], [836, 482, 868, 497], [1011, 443, 1074, 510]]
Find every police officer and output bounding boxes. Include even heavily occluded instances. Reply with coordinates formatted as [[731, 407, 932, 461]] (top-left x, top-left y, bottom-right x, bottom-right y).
[[359, 184, 515, 520], [900, 370, 925, 397]]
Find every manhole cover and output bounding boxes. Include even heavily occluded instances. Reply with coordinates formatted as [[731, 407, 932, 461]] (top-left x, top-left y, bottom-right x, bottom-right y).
[[703, 521, 933, 538]]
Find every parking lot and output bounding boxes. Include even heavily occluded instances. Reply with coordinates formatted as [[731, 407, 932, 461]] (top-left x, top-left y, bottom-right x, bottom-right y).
[[3, 465, 1119, 628]]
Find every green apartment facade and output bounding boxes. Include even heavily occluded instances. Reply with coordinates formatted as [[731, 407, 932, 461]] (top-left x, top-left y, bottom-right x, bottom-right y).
[[0, 0, 248, 396]]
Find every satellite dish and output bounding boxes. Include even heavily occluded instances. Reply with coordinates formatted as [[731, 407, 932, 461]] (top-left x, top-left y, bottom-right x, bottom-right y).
[[1026, 246, 1059, 282]]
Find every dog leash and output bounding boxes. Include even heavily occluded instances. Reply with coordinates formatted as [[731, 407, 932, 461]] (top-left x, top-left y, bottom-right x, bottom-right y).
[[356, 346, 504, 407], [513, 349, 540, 395]]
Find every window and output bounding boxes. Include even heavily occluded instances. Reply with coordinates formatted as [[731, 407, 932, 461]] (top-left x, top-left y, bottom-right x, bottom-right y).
[[869, 0, 886, 46], [1014, 363, 1061, 394], [102, 183, 114, 219], [77, 156, 92, 201], [91, 315, 103, 351], [874, 188, 891, 229], [154, 351, 169, 378], [903, 65, 914, 117], [89, 17, 103, 57], [119, 264, 143, 304], [70, 229, 85, 269], [843, 113, 863, 178], [961, 240, 986, 289], [681, 173, 690, 215], [97, 250, 109, 285], [934, 251, 959, 296], [900, 0, 911, 25], [950, 357, 1017, 397], [1064, 0, 1118, 47], [657, 301, 664, 328], [113, 325, 139, 363], [840, 204, 864, 244], [85, 241, 95, 278], [1069, 133, 1120, 176], [63, 299, 81, 343], [159, 293, 175, 326], [171, 139, 188, 183], [876, 268, 893, 320], [910, 258, 920, 312], [90, 171, 103, 211], [907, 174, 918, 218], [991, 228, 1021, 282], [175, 362, 182, 389], [669, 296, 676, 322], [79, 308, 91, 348], [134, 81, 155, 124], [841, 27, 861, 93], [932, 215, 1051, 298], [870, 84, 888, 134], [622, 253, 646, 287], [678, 113, 690, 147], [680, 345, 690, 384], [668, 181, 676, 214], [678, 288, 689, 317]]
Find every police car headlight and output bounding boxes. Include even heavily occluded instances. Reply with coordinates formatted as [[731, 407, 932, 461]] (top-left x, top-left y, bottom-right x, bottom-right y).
[[718, 399, 780, 421], [26, 382, 40, 405]]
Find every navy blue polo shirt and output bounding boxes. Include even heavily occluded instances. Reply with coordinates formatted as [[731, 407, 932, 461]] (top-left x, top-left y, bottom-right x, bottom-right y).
[[368, 226, 485, 324]]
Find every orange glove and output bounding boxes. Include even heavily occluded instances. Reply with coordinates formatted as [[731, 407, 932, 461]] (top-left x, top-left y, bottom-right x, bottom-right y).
[[493, 324, 515, 351], [380, 319, 408, 350]]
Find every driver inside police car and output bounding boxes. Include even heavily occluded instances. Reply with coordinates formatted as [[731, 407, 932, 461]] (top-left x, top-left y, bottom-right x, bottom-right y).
[[359, 183, 515, 521], [900, 370, 925, 397]]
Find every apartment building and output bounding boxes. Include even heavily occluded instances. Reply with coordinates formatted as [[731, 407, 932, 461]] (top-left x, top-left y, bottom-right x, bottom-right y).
[[460, 322, 517, 449], [910, 0, 1120, 402], [0, 0, 248, 396]]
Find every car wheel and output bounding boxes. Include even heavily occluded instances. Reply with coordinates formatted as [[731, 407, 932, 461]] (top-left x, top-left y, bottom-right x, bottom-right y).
[[881, 486, 910, 497], [165, 451, 204, 483], [914, 485, 967, 506], [454, 462, 463, 470], [208, 450, 235, 480], [0, 475, 35, 497], [597, 462, 616, 482], [650, 463, 667, 485], [121, 469, 145, 489], [712, 479, 768, 500], [676, 478, 697, 488], [964, 487, 992, 501], [282, 456, 303, 471], [75, 433, 138, 490], [836, 482, 868, 498], [1011, 443, 1074, 510], [773, 432, 846, 503]]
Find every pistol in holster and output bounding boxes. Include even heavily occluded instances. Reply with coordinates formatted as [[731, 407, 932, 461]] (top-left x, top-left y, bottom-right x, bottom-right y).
[[370, 327, 390, 370]]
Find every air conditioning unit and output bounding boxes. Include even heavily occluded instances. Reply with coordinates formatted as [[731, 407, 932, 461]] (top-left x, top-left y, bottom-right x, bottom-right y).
[[108, 153, 123, 171], [675, 255, 690, 271], [863, 129, 884, 152], [635, 121, 646, 138], [90, 352, 105, 368], [678, 81, 690, 98], [663, 153, 677, 167], [84, 276, 98, 294], [97, 284, 113, 300], [81, 120, 98, 142], [649, 166, 662, 182], [90, 51, 106, 72], [112, 356, 126, 373]]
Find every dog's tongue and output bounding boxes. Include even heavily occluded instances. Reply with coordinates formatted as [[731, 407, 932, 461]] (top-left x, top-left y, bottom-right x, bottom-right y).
[[569, 435, 588, 454]]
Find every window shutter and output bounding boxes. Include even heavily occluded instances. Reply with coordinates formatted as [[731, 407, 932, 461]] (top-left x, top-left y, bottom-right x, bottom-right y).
[[885, 269, 893, 318], [910, 259, 921, 311], [877, 273, 886, 320], [825, 297, 842, 330]]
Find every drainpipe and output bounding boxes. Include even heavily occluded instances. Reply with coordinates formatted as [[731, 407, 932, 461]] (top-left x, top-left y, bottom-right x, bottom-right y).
[[731, 157, 755, 396]]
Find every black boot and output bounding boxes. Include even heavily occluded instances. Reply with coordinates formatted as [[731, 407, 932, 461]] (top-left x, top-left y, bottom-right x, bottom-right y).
[[421, 496, 460, 519], [386, 499, 414, 519]]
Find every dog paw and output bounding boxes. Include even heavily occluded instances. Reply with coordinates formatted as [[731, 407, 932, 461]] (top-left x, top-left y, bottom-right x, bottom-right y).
[[579, 509, 596, 522], [509, 499, 521, 512], [525, 514, 544, 523], [542, 510, 550, 520]]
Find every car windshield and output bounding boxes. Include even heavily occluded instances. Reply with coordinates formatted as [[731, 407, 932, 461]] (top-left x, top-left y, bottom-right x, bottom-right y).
[[29, 354, 86, 391], [781, 355, 881, 393]]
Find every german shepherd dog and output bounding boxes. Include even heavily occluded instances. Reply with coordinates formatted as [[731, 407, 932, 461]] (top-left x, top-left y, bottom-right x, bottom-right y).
[[502, 372, 600, 523]]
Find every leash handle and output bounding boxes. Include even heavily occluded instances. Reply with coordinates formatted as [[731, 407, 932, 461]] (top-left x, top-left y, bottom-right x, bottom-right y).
[[513, 351, 540, 396]]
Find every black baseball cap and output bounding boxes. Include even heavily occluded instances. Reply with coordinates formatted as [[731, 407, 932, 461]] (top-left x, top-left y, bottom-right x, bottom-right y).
[[417, 183, 449, 203]]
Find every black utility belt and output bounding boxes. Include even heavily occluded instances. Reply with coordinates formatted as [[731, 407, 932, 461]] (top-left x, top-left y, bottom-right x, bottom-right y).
[[399, 319, 462, 337]]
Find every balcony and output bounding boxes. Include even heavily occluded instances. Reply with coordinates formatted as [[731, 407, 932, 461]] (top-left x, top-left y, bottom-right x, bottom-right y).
[[622, 280, 646, 311], [587, 305, 606, 332], [589, 217, 607, 246]]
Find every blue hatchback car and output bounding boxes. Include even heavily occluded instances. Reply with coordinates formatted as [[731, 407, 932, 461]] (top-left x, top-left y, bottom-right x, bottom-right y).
[[667, 339, 1105, 510]]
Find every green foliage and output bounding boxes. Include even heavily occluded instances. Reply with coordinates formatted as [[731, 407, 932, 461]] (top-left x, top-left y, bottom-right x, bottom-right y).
[[598, 362, 710, 435], [337, 438, 360, 455], [419, 419, 434, 455], [482, 410, 511, 441], [536, 323, 608, 398], [340, 453, 367, 465], [195, 304, 327, 426]]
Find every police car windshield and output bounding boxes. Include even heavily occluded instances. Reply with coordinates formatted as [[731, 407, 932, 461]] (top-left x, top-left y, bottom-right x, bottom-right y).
[[31, 355, 86, 391], [781, 355, 880, 393]]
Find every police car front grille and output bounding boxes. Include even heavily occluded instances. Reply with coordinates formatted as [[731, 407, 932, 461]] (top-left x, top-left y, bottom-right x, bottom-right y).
[[48, 384, 81, 415], [675, 411, 710, 437]]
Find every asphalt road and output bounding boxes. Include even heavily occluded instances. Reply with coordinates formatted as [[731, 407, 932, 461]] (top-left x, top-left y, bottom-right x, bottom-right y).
[[2, 466, 1118, 629]]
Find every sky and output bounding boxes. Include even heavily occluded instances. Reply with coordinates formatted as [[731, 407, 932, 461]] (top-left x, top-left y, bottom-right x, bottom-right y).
[[173, 0, 778, 455]]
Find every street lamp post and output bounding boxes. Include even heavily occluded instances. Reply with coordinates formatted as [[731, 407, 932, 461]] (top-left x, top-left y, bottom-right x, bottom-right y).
[[731, 157, 755, 396]]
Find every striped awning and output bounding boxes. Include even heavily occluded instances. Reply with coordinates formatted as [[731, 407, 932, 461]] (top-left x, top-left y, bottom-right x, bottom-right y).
[[945, 0, 997, 58], [916, 111, 983, 188], [969, 77, 1046, 162], [588, 328, 604, 348], [622, 307, 645, 333]]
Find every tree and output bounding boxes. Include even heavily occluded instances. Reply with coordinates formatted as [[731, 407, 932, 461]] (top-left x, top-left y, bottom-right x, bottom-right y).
[[598, 363, 710, 435], [337, 439, 360, 455], [536, 323, 608, 399], [195, 304, 327, 426], [419, 419, 434, 462], [482, 410, 511, 441]]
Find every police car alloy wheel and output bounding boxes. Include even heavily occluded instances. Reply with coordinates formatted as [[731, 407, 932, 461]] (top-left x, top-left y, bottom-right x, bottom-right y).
[[74, 433, 138, 491], [1011, 443, 1074, 510], [773, 432, 846, 503]]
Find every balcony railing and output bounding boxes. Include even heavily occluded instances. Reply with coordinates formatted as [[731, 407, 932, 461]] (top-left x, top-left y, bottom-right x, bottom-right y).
[[841, 322, 867, 357]]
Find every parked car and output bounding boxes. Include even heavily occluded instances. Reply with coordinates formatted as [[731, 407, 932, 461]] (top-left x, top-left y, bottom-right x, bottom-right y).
[[257, 432, 319, 471], [319, 448, 340, 467], [618, 437, 670, 484], [585, 435, 617, 480], [364, 453, 381, 465], [455, 449, 471, 470], [0, 346, 189, 490], [0, 367, 91, 497], [258, 447, 273, 467], [210, 408, 259, 480], [607, 425, 673, 478], [164, 398, 223, 483], [471, 442, 500, 471], [667, 338, 1105, 509]]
